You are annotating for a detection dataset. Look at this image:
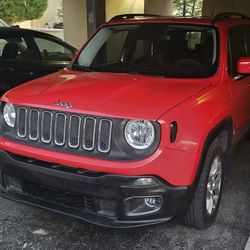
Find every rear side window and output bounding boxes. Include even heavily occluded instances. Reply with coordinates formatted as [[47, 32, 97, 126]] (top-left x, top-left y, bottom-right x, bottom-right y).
[[0, 36, 31, 60], [228, 25, 249, 76], [34, 37, 74, 62]]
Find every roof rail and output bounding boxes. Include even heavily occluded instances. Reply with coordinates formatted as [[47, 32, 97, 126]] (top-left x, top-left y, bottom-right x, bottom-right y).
[[110, 14, 162, 22], [212, 12, 250, 24]]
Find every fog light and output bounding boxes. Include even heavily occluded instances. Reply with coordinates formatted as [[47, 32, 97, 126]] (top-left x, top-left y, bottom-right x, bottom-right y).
[[5, 175, 23, 193], [145, 197, 159, 207], [134, 178, 157, 186], [124, 196, 162, 216]]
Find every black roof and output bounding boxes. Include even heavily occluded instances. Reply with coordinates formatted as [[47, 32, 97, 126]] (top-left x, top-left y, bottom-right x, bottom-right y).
[[0, 26, 76, 50], [0, 26, 55, 36]]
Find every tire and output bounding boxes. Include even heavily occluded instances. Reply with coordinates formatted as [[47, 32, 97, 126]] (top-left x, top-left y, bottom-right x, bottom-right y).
[[182, 139, 225, 229]]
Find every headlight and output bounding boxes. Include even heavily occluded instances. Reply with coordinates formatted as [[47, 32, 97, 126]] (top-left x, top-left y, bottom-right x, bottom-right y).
[[3, 103, 16, 128], [124, 120, 155, 149]]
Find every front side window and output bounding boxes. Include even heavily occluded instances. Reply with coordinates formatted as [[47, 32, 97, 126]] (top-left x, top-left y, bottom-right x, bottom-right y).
[[34, 37, 75, 62], [0, 36, 31, 60], [74, 23, 218, 78], [228, 26, 248, 76]]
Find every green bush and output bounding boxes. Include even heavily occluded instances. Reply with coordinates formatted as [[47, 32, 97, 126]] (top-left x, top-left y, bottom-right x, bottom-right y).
[[0, 0, 48, 25]]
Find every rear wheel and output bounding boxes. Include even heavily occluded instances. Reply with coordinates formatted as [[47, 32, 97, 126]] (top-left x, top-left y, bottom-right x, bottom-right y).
[[182, 139, 225, 228]]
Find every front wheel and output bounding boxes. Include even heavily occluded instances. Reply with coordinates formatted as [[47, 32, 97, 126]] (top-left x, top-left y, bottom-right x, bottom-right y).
[[182, 139, 225, 229]]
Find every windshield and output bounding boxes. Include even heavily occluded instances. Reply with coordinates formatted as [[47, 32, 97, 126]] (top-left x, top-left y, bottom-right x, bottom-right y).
[[73, 23, 218, 78]]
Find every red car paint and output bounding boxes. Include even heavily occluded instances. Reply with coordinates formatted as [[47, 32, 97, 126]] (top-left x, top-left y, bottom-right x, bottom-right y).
[[1, 17, 250, 188]]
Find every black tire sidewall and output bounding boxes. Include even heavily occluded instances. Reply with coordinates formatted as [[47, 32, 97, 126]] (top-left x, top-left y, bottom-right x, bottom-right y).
[[201, 142, 225, 227]]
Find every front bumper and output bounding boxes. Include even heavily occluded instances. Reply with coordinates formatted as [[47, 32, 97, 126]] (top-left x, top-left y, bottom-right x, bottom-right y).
[[0, 150, 188, 228]]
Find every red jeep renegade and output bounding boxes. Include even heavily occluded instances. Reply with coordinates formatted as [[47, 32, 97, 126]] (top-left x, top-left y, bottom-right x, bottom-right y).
[[0, 13, 250, 229]]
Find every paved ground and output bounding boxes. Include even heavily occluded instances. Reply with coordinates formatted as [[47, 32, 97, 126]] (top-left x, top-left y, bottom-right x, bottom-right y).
[[0, 141, 249, 250]]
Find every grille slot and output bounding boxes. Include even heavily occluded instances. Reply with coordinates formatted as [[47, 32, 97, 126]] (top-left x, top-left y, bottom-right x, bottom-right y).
[[29, 109, 39, 140], [68, 115, 81, 148], [83, 117, 96, 151], [98, 119, 112, 153], [17, 107, 27, 138], [54, 113, 67, 146], [15, 107, 113, 155], [41, 111, 53, 143]]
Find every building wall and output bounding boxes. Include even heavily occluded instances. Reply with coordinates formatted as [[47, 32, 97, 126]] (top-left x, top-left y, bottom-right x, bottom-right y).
[[62, 0, 88, 49], [63, 0, 173, 48], [203, 0, 250, 16], [106, 0, 145, 21], [232, 0, 250, 15], [144, 0, 173, 16], [105, 0, 173, 21]]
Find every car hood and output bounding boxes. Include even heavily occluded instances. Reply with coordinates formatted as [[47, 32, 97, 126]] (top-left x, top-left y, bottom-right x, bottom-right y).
[[3, 69, 210, 120]]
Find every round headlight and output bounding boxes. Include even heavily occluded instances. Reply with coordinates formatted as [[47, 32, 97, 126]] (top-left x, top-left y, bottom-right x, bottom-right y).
[[3, 103, 16, 128], [124, 120, 155, 149]]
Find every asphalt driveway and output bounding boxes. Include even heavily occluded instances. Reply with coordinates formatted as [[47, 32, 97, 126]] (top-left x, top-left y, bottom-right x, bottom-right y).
[[0, 140, 249, 250]]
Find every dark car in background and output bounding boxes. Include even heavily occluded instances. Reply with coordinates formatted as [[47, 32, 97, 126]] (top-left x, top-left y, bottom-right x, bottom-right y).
[[0, 27, 77, 95]]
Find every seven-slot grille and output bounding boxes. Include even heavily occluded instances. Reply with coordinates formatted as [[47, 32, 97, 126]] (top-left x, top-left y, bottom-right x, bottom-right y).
[[16, 107, 112, 153]]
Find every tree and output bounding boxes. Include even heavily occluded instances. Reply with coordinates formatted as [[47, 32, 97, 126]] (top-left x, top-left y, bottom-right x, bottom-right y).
[[0, 0, 48, 25], [173, 0, 203, 17]]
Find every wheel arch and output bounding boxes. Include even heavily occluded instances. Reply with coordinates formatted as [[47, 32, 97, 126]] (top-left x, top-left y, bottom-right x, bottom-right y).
[[178, 117, 233, 216], [196, 116, 233, 186]]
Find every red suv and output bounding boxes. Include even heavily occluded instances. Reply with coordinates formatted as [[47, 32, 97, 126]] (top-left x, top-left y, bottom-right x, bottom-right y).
[[0, 13, 250, 229]]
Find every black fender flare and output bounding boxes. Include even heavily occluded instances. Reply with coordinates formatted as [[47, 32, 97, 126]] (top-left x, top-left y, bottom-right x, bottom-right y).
[[177, 117, 233, 216], [196, 117, 233, 178]]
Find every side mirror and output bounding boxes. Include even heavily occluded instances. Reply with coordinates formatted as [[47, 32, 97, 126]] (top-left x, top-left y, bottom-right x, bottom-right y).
[[237, 57, 250, 74]]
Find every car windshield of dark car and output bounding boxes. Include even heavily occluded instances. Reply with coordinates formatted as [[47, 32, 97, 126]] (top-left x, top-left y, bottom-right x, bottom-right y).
[[73, 23, 218, 78]]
